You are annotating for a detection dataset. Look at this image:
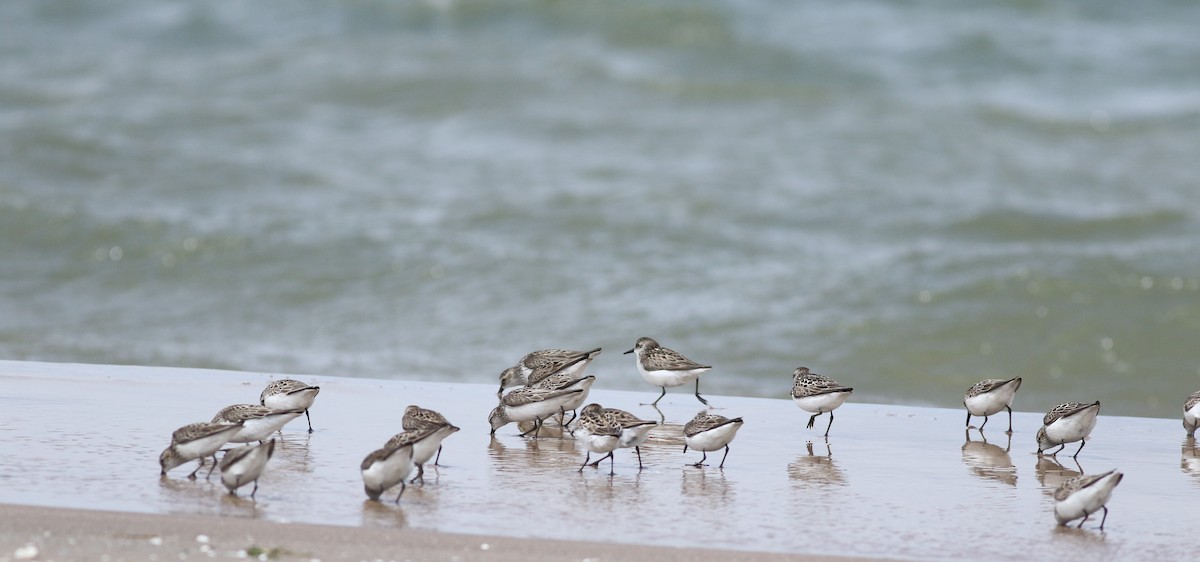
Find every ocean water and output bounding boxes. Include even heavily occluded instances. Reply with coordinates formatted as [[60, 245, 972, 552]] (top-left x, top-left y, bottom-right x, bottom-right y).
[[2, 0, 1199, 418]]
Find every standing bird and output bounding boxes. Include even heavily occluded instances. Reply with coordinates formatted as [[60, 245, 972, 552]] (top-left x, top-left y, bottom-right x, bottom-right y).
[[497, 347, 602, 396], [791, 367, 853, 437], [219, 439, 275, 499], [488, 386, 586, 438], [360, 444, 415, 503], [211, 404, 304, 443], [402, 405, 457, 466], [683, 411, 744, 468], [1183, 390, 1200, 438], [260, 379, 321, 433], [159, 421, 245, 480], [625, 337, 713, 406], [579, 404, 658, 470], [964, 377, 1023, 433], [574, 408, 624, 475], [385, 424, 460, 485], [1053, 470, 1124, 530], [1036, 401, 1100, 459]]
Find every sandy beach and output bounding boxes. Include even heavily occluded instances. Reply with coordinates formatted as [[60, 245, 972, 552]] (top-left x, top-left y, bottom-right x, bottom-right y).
[[1, 360, 1195, 561], [0, 503, 864, 562]]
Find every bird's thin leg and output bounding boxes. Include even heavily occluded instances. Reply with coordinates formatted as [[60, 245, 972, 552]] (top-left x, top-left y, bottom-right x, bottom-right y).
[[1099, 506, 1109, 530], [250, 481, 259, 500], [1005, 405, 1014, 434], [434, 445, 443, 466], [635, 446, 644, 470], [965, 412, 971, 427], [692, 451, 708, 467], [650, 386, 667, 406], [394, 482, 406, 504], [695, 379, 709, 406], [305, 409, 313, 433], [718, 445, 731, 468], [205, 455, 218, 480], [1050, 444, 1065, 456], [187, 460, 202, 480], [608, 452, 616, 475], [410, 464, 425, 485], [1072, 439, 1087, 459], [806, 413, 819, 430], [578, 452, 591, 473], [979, 415, 989, 431], [1077, 513, 1089, 528], [823, 412, 835, 437]]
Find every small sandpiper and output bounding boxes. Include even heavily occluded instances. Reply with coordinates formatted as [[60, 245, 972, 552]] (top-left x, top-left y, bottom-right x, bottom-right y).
[[1053, 469, 1123, 530], [683, 411, 744, 468], [791, 367, 853, 437], [360, 443, 415, 503], [211, 404, 304, 443], [219, 439, 275, 499], [260, 379, 321, 433], [488, 385, 586, 438], [402, 405, 457, 466], [385, 423, 460, 484], [579, 404, 658, 469], [1036, 401, 1100, 458], [530, 372, 596, 426], [498, 347, 602, 396], [574, 408, 624, 475], [159, 421, 245, 480], [1184, 391, 1200, 438], [964, 377, 1022, 433], [625, 337, 713, 406]]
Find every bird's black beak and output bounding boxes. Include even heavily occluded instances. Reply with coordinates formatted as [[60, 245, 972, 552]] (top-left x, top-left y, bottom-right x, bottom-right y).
[[623, 348, 634, 354]]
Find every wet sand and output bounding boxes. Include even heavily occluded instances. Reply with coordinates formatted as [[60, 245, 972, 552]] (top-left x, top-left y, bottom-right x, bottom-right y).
[[0, 360, 1196, 560]]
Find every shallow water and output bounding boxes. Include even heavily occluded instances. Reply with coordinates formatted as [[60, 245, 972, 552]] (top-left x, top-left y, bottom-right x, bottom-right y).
[[3, 1, 1200, 419], [0, 361, 1193, 560]]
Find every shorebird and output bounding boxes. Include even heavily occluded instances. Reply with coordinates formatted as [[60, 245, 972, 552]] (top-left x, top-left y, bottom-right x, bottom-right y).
[[791, 367, 853, 437], [683, 411, 744, 468], [497, 347, 602, 397], [964, 377, 1023, 433], [625, 337, 713, 406], [1184, 391, 1200, 438], [211, 404, 304, 443], [488, 385, 586, 438], [219, 439, 275, 499], [579, 404, 658, 469], [531, 372, 595, 427], [260, 379, 320, 433], [402, 405, 457, 466], [1053, 470, 1123, 530], [385, 423, 460, 485], [1036, 401, 1100, 459], [159, 421, 244, 480], [574, 408, 624, 475], [361, 443, 415, 503]]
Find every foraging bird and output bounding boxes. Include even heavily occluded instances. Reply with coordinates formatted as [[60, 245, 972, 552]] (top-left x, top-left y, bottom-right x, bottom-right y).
[[579, 404, 658, 470], [360, 444, 415, 503], [402, 405, 457, 466], [1053, 470, 1123, 530], [964, 377, 1023, 433], [791, 367, 853, 437], [497, 347, 602, 396], [211, 404, 304, 443], [574, 408, 624, 475], [219, 439, 275, 499], [488, 386, 586, 438], [683, 411, 744, 468], [159, 421, 244, 480], [260, 379, 320, 433], [1036, 401, 1100, 459]]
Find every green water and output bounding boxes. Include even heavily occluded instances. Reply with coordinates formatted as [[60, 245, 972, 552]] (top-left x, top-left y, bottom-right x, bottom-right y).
[[2, 0, 1199, 417]]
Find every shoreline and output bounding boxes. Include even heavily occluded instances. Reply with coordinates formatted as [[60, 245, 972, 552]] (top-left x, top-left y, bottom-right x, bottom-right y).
[[1, 359, 1195, 561], [0, 502, 869, 562]]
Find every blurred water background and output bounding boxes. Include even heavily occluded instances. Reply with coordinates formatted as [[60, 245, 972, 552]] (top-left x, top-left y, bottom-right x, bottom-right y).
[[2, 0, 1199, 418]]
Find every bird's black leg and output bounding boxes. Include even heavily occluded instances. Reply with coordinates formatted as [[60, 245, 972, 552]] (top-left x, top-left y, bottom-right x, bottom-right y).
[[305, 409, 313, 433], [718, 445, 731, 468], [250, 481, 259, 500], [578, 452, 591, 472], [695, 379, 709, 406], [434, 445, 443, 466], [635, 446, 644, 470], [965, 412, 971, 427], [979, 415, 989, 431], [187, 460, 202, 480], [1099, 506, 1109, 530], [823, 412, 835, 437], [1072, 439, 1087, 459], [394, 482, 406, 504], [650, 386, 667, 406], [1050, 444, 1065, 456], [692, 451, 708, 467], [806, 413, 819, 430], [1005, 405, 1014, 434], [206, 455, 218, 480]]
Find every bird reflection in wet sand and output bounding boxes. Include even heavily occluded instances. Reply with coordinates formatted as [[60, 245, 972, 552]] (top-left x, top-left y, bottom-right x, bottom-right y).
[[681, 466, 732, 502], [361, 499, 409, 528], [961, 429, 1016, 486], [1181, 437, 1200, 484], [486, 432, 577, 476], [788, 440, 845, 487], [1036, 455, 1084, 496]]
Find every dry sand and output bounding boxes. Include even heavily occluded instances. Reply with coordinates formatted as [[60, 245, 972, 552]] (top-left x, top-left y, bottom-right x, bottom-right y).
[[0, 503, 867, 562]]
